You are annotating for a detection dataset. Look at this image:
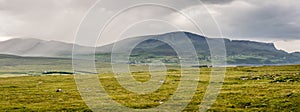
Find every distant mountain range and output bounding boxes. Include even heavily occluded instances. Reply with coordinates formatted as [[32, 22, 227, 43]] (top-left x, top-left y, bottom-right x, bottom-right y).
[[0, 32, 299, 64]]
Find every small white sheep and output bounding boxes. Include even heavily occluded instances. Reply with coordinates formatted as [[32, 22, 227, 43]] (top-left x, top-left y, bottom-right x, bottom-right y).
[[56, 88, 62, 92]]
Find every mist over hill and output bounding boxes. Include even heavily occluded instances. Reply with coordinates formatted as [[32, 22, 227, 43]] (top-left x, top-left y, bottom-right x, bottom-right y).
[[0, 38, 92, 57], [0, 32, 299, 65]]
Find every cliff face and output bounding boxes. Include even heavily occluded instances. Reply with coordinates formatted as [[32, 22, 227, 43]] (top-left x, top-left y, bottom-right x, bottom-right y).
[[229, 40, 276, 51]]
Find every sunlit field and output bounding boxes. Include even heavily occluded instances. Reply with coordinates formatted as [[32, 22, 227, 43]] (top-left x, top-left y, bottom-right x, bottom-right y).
[[1, 64, 300, 111]]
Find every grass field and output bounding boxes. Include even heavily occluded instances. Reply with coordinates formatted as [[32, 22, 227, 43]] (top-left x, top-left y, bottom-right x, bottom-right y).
[[1, 64, 300, 111]]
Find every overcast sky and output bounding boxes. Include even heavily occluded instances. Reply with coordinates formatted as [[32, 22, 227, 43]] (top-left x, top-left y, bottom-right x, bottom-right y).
[[0, 0, 299, 52]]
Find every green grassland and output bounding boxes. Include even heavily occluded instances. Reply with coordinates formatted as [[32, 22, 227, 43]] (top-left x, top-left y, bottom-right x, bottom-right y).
[[0, 55, 73, 76], [1, 63, 300, 111]]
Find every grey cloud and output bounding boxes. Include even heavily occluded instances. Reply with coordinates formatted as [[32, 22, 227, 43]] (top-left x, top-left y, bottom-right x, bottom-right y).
[[0, 0, 299, 46], [210, 0, 300, 41], [200, 0, 234, 4]]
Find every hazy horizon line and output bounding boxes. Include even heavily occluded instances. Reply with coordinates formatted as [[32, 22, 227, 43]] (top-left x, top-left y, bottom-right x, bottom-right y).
[[0, 31, 299, 53]]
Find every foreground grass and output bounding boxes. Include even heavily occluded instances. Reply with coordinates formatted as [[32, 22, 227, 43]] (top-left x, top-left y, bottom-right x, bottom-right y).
[[0, 65, 300, 111], [0, 75, 90, 111]]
